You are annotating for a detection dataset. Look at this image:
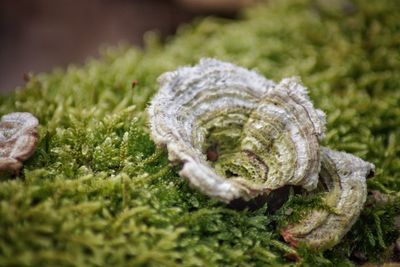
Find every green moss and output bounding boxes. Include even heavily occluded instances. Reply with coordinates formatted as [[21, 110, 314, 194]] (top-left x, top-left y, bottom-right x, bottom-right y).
[[273, 190, 337, 230], [1, 0, 399, 266]]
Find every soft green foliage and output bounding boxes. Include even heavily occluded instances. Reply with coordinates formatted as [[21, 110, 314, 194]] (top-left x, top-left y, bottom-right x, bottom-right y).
[[273, 190, 336, 230], [1, 0, 399, 266]]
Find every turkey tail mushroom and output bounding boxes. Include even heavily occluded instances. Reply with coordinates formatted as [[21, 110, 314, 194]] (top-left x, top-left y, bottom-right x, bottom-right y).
[[148, 59, 324, 202], [282, 147, 375, 250], [148, 58, 375, 250]]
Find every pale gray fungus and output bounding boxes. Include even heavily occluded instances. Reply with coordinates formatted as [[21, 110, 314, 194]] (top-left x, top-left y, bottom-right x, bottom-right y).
[[148, 58, 375, 250], [282, 147, 374, 250]]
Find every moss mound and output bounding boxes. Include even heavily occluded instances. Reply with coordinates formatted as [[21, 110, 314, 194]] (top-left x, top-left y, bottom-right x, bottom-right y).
[[1, 0, 399, 266]]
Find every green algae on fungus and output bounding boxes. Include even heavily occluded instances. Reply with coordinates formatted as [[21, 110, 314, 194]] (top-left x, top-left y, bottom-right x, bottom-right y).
[[282, 147, 374, 250], [0, 0, 400, 266], [148, 58, 374, 250], [147, 59, 326, 203]]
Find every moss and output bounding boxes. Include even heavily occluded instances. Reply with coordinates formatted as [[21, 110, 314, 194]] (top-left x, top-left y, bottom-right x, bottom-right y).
[[1, 0, 399, 266], [272, 190, 336, 230]]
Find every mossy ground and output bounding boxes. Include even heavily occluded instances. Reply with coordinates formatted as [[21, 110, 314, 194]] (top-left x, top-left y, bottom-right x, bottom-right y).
[[1, 0, 399, 266]]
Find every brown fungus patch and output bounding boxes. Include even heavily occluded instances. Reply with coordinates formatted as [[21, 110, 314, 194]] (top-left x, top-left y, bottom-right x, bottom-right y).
[[0, 112, 39, 175]]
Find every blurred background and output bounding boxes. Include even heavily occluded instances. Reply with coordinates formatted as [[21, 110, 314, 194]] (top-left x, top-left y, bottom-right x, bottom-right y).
[[0, 0, 256, 92]]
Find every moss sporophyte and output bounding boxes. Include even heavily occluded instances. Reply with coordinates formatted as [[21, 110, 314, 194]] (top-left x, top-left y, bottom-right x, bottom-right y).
[[1, 0, 399, 266]]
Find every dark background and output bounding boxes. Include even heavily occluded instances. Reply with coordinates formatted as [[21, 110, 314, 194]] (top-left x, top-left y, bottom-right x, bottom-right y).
[[0, 0, 254, 92]]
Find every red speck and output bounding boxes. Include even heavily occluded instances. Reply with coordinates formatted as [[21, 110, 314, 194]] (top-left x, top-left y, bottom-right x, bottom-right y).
[[23, 73, 30, 82], [132, 80, 139, 88], [284, 252, 301, 262], [281, 227, 299, 248], [207, 149, 218, 162]]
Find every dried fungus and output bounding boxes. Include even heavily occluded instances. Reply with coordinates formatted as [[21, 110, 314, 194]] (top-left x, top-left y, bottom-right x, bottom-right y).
[[0, 112, 39, 174], [282, 147, 374, 250], [148, 58, 375, 250]]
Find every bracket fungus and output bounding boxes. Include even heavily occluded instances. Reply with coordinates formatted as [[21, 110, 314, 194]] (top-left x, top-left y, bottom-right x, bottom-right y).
[[148, 58, 375, 250], [281, 147, 374, 250], [0, 112, 39, 174]]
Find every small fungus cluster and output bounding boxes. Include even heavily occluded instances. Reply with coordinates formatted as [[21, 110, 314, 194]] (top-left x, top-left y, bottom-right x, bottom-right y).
[[148, 59, 375, 250]]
